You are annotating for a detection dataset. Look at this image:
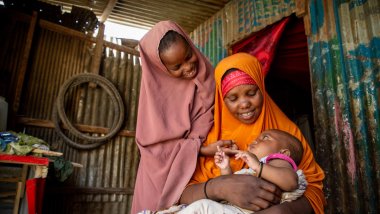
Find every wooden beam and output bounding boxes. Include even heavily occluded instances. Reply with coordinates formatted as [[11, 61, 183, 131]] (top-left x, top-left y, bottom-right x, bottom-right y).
[[295, 0, 308, 17], [103, 40, 140, 56], [39, 19, 138, 55], [16, 117, 136, 137], [39, 19, 96, 43], [99, 0, 117, 23], [304, 14, 311, 36], [90, 23, 105, 75], [46, 187, 134, 195], [11, 12, 37, 113]]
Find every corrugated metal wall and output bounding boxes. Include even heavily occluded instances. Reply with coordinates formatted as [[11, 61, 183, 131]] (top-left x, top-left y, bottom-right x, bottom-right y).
[[2, 0, 379, 213], [190, 0, 297, 66], [0, 12, 30, 100], [0, 12, 141, 213], [308, 0, 380, 213], [191, 0, 380, 213]]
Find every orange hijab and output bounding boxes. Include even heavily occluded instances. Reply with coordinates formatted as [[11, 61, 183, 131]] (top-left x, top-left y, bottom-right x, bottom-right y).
[[190, 53, 325, 213]]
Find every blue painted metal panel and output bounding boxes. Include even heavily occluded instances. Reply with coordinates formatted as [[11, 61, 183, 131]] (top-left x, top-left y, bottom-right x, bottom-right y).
[[190, 0, 379, 213], [308, 0, 380, 213], [190, 0, 296, 66]]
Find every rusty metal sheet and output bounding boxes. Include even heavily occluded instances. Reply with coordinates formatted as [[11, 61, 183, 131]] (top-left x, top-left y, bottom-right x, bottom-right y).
[[308, 0, 380, 213], [190, 0, 297, 66]]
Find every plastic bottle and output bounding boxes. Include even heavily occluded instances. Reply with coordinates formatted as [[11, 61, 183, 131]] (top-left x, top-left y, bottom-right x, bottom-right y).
[[0, 96, 8, 131]]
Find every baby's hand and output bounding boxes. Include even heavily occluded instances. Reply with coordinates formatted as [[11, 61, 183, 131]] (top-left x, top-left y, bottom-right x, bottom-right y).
[[235, 151, 260, 171], [214, 146, 230, 169]]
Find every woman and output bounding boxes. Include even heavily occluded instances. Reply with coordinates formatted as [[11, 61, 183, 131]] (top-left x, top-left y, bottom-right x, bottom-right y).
[[131, 21, 216, 213], [180, 53, 325, 213]]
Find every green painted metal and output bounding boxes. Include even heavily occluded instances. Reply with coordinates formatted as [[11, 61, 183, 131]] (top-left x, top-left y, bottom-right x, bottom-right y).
[[190, 0, 296, 66], [191, 0, 379, 213]]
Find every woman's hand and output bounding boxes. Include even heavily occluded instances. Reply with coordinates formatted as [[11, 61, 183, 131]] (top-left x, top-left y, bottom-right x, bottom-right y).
[[208, 174, 282, 211], [200, 140, 238, 156]]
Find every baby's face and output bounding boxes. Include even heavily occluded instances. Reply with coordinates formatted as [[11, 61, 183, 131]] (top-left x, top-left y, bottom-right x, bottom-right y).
[[247, 130, 288, 159]]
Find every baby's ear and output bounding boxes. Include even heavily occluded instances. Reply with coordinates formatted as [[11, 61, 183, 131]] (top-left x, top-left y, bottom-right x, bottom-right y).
[[280, 149, 291, 156]]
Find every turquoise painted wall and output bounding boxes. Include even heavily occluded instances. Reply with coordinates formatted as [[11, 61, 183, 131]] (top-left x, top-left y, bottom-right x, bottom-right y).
[[308, 0, 380, 213], [190, 0, 296, 66]]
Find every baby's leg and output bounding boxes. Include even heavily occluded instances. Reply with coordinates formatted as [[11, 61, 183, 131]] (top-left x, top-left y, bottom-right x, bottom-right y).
[[177, 199, 246, 214]]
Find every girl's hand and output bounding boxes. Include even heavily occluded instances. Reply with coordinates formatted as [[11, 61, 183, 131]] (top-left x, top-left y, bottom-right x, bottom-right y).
[[200, 140, 237, 156], [220, 143, 239, 155], [235, 151, 260, 171], [214, 146, 230, 169]]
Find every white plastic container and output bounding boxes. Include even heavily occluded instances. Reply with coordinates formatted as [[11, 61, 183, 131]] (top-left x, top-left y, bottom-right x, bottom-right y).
[[0, 96, 8, 131]]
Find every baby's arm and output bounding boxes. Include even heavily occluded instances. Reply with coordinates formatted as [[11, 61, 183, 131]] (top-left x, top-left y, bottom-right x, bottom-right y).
[[235, 152, 298, 192], [260, 159, 298, 191], [214, 146, 232, 175]]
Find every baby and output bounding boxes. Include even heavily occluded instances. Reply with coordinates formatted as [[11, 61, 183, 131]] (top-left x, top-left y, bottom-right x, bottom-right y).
[[216, 129, 304, 193], [173, 129, 307, 214]]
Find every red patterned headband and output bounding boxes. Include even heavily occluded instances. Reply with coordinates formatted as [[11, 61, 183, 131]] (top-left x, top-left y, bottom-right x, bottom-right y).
[[221, 69, 256, 97]]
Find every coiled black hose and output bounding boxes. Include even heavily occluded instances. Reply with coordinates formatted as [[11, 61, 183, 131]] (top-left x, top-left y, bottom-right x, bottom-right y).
[[53, 73, 124, 150]]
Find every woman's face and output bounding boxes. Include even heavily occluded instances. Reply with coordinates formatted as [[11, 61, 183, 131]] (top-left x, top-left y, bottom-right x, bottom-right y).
[[223, 84, 263, 124], [159, 39, 198, 79]]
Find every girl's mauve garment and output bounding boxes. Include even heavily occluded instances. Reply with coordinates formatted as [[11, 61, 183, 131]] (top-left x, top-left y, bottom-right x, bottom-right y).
[[131, 20, 215, 214], [190, 53, 326, 214]]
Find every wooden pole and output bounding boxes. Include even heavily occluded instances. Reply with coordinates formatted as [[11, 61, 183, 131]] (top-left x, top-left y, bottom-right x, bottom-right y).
[[90, 23, 105, 75], [16, 116, 136, 137], [12, 11, 37, 113], [99, 0, 117, 23]]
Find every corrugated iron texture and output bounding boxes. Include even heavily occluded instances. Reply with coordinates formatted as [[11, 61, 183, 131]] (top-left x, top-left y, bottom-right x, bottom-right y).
[[190, 0, 297, 66], [0, 15, 141, 213], [190, 0, 380, 212], [308, 0, 380, 213], [41, 0, 230, 33], [0, 12, 30, 98]]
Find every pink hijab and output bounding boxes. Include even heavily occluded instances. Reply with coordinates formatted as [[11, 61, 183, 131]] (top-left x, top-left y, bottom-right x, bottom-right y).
[[131, 20, 215, 213]]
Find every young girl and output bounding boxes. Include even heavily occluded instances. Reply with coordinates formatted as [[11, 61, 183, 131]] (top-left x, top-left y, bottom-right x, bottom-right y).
[[131, 21, 216, 213]]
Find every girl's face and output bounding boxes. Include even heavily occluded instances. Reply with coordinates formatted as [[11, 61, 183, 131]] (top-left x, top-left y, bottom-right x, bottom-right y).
[[223, 84, 263, 124], [159, 39, 198, 79]]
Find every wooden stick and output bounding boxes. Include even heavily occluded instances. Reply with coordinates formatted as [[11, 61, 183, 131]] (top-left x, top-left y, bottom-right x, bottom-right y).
[[48, 159, 83, 168], [32, 149, 63, 157]]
